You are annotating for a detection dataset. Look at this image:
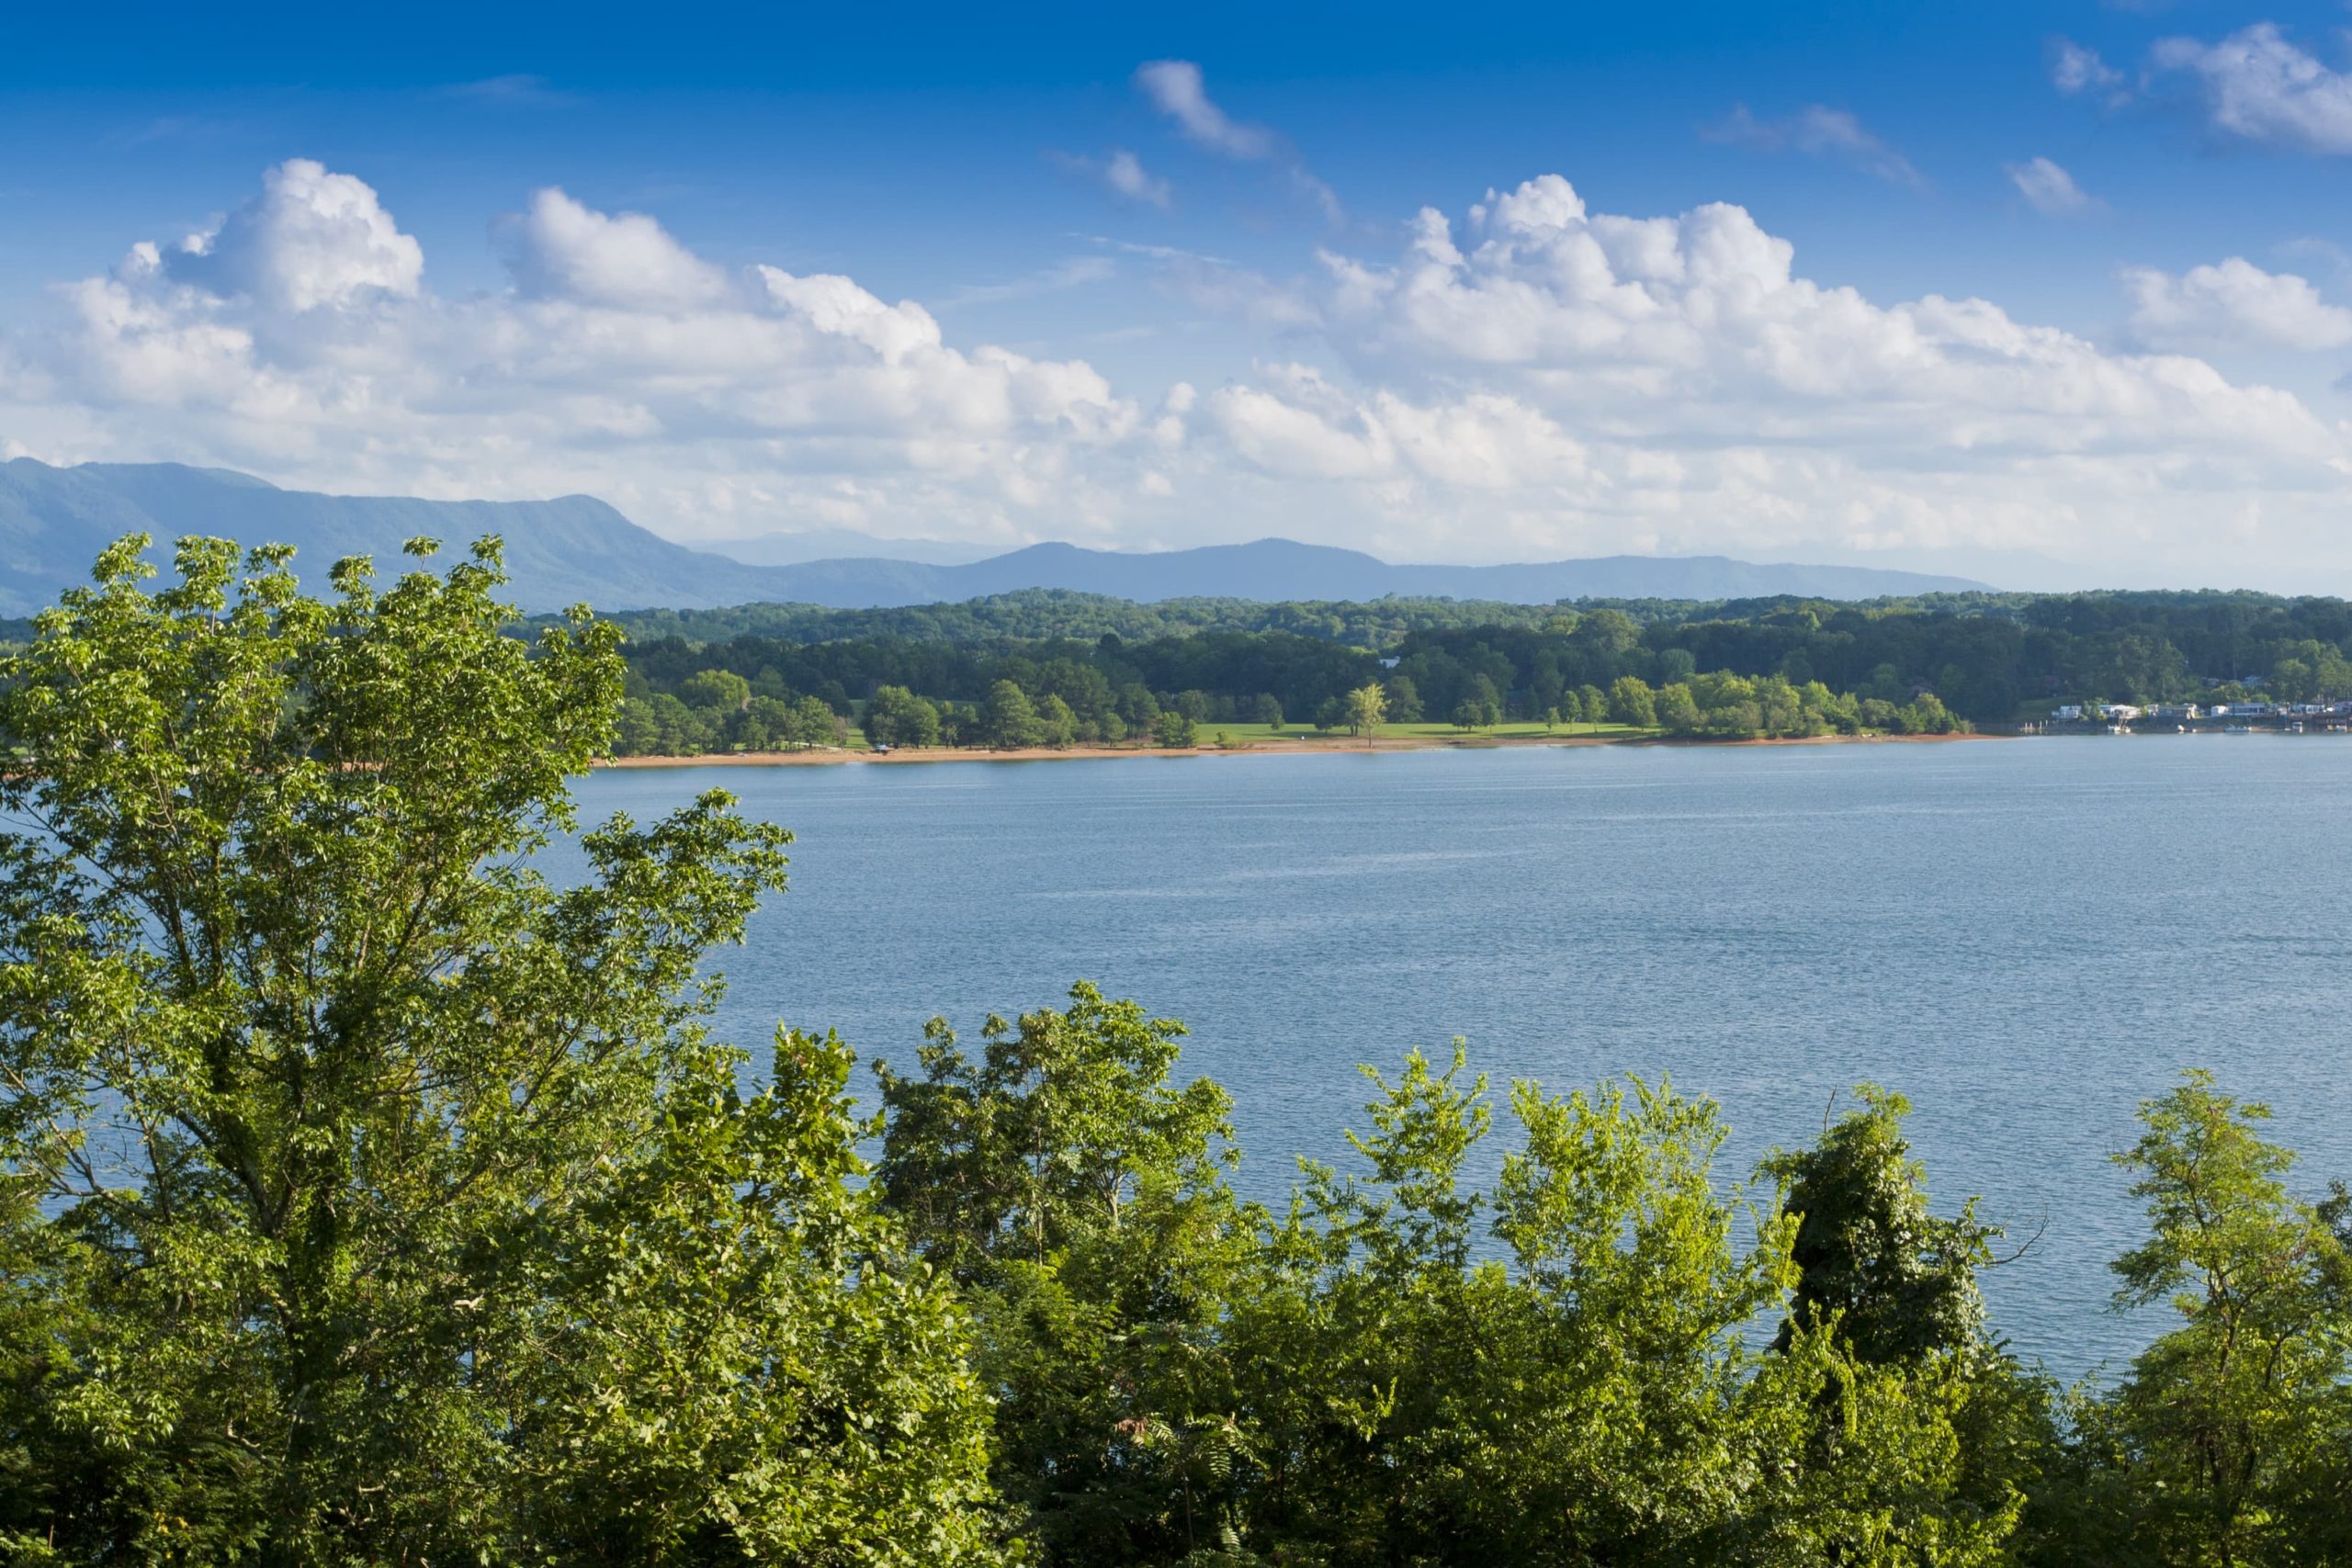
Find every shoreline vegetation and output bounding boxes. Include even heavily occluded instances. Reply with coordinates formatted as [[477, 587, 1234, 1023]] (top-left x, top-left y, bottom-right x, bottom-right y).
[[595, 726, 2010, 768], [589, 581, 2352, 765]]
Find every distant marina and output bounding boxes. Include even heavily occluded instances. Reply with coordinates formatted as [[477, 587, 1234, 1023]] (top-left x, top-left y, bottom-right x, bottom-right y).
[[2024, 699, 2352, 734]]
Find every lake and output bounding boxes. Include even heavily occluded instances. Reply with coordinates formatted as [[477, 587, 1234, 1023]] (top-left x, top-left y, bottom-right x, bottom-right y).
[[571, 737, 2352, 1380]]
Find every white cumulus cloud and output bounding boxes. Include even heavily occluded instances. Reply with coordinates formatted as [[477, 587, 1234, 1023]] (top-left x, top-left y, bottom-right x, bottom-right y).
[[164, 158, 424, 313], [10, 161, 1146, 544], [8, 160, 2352, 585], [503, 187, 731, 310], [1177, 175, 2346, 570], [2123, 257, 2352, 351]]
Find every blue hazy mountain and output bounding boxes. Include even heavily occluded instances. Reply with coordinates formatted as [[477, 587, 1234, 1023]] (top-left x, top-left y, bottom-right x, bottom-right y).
[[700, 526, 998, 567], [760, 539, 1990, 605], [0, 459, 1990, 615], [0, 457, 789, 616]]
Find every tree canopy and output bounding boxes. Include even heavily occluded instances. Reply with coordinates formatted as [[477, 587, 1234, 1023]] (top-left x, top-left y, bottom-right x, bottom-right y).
[[0, 535, 998, 1562]]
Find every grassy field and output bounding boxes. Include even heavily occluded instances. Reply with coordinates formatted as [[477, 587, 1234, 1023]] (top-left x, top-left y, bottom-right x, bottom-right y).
[[828, 716, 1649, 754]]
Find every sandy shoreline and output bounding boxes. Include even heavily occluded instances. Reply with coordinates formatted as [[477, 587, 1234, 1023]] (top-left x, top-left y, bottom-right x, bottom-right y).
[[595, 729, 2007, 769]]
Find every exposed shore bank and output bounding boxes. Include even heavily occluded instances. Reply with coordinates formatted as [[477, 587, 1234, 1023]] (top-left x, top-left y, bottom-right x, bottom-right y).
[[595, 729, 2008, 769]]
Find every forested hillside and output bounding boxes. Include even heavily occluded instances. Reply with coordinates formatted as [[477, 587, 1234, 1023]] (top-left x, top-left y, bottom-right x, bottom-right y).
[[594, 587, 2352, 753]]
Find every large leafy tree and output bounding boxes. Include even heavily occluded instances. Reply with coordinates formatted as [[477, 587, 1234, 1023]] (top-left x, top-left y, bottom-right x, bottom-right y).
[[980, 681, 1044, 750], [874, 985, 1254, 1564], [1758, 1088, 2055, 1561], [1760, 1086, 1996, 1365], [0, 536, 999, 1562], [2048, 1073, 2352, 1568]]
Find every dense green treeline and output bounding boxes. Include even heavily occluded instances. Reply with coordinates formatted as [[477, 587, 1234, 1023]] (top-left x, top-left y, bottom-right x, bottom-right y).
[[5, 537, 2351, 1563], [567, 588, 1602, 649], [871, 991, 2352, 1568], [594, 588, 2352, 753], [607, 611, 1969, 754]]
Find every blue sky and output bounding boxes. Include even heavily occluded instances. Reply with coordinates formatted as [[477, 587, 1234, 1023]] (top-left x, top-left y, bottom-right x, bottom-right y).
[[7, 1, 2352, 588]]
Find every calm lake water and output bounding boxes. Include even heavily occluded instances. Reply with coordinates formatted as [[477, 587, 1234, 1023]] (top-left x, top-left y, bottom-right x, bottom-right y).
[[570, 738, 2352, 1380]]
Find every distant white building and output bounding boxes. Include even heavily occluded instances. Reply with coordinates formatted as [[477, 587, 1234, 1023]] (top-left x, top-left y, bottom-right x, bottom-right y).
[[2052, 705, 2084, 722]]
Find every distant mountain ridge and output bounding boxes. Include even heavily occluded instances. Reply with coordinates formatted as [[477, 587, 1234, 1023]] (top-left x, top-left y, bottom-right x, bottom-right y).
[[0, 459, 1990, 615], [698, 526, 997, 567], [0, 458, 784, 616], [750, 538, 1989, 606]]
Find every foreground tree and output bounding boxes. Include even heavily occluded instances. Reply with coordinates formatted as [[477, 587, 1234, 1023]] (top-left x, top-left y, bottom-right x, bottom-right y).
[[0, 536, 999, 1562], [2044, 1073, 2352, 1567], [890, 1016, 2034, 1567], [1762, 1087, 1996, 1364], [1229, 1057, 2024, 1567], [874, 986, 1254, 1563], [1760, 1088, 2056, 1558]]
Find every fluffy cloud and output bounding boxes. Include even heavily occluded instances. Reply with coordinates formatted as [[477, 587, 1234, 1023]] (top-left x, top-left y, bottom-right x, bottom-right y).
[[164, 159, 424, 313], [503, 188, 730, 310], [2123, 257, 2352, 351], [1207, 369, 1591, 491], [1181, 176, 2347, 570], [1306, 177, 2333, 449], [2149, 23, 2352, 153], [8, 161, 2351, 584], [1703, 105, 1923, 186], [12, 162, 1143, 542], [2007, 156, 2097, 216]]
